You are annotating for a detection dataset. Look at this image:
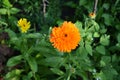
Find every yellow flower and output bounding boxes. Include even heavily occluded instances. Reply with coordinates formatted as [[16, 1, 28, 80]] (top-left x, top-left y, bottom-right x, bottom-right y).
[[50, 21, 81, 53], [17, 18, 31, 33], [89, 12, 96, 19]]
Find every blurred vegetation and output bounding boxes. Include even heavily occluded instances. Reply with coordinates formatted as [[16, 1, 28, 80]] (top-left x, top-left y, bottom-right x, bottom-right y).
[[0, 0, 120, 80]]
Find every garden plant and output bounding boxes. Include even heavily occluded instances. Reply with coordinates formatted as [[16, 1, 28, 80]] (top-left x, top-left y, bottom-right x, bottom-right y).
[[0, 0, 120, 80]]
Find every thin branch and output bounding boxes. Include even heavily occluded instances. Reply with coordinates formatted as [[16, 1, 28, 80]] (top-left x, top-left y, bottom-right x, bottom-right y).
[[93, 0, 98, 13], [42, 0, 49, 17], [42, 0, 46, 17]]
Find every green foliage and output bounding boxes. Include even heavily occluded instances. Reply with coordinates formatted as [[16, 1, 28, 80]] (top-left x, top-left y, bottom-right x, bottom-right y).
[[0, 0, 120, 80], [7, 55, 23, 67], [96, 45, 105, 55], [5, 69, 23, 80]]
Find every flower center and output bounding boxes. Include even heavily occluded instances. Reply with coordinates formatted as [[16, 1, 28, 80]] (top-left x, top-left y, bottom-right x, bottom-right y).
[[64, 34, 68, 37], [23, 24, 26, 27]]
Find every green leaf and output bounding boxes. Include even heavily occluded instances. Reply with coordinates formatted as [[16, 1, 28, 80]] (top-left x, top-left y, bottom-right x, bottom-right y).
[[95, 71, 106, 80], [100, 60, 106, 67], [40, 57, 64, 67], [50, 68, 64, 75], [5, 69, 23, 80], [100, 35, 110, 46], [103, 3, 110, 10], [5, 29, 17, 38], [111, 54, 117, 62], [7, 16, 18, 29], [76, 70, 88, 80], [101, 56, 111, 64], [77, 46, 88, 58], [0, 20, 8, 26], [75, 21, 84, 37], [86, 33, 93, 41], [10, 7, 20, 14], [102, 66, 118, 80], [96, 45, 105, 55], [100, 56, 111, 67], [65, 1, 76, 8], [115, 0, 120, 7], [100, 28, 107, 34], [0, 8, 7, 15], [117, 33, 120, 43], [3, 0, 12, 8], [27, 71, 33, 79], [79, 0, 87, 6], [26, 33, 42, 38], [102, 13, 113, 26], [22, 71, 33, 80], [93, 32, 100, 37], [75, 21, 82, 30], [93, 20, 100, 31], [85, 44, 92, 56], [27, 56, 38, 73], [7, 55, 23, 67]]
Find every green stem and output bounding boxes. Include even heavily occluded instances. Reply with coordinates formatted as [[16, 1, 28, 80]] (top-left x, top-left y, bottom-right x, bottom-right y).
[[33, 72, 37, 80], [67, 72, 72, 80], [66, 54, 72, 80]]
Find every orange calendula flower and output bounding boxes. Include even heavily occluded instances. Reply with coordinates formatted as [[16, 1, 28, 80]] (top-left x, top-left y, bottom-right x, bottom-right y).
[[17, 18, 31, 33], [89, 12, 96, 19], [50, 21, 81, 53]]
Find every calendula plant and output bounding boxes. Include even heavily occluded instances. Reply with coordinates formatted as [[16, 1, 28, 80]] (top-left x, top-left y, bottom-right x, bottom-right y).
[[4, 15, 118, 80], [1, 0, 119, 80]]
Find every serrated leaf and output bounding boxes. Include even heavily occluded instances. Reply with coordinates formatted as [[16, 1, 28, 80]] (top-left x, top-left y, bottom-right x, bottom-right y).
[[7, 55, 23, 67], [85, 44, 92, 56], [27, 56, 38, 73], [96, 45, 105, 55], [100, 35, 110, 46]]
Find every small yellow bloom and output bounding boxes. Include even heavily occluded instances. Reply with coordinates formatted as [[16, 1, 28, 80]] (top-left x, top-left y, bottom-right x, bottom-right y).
[[50, 21, 81, 53], [89, 12, 96, 19], [17, 18, 31, 33]]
